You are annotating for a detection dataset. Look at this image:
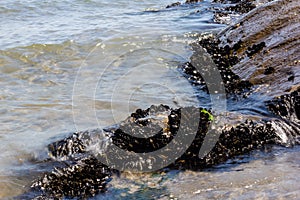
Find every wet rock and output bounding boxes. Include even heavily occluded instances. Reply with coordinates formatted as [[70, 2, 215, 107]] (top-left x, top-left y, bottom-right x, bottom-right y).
[[191, 0, 300, 98], [31, 156, 112, 199], [29, 87, 300, 198], [48, 129, 110, 161], [28, 105, 211, 198], [166, 0, 203, 9], [224, 1, 256, 13], [176, 0, 300, 169], [191, 120, 277, 168], [166, 2, 181, 9], [266, 89, 300, 121], [179, 35, 252, 95], [108, 105, 175, 153], [48, 132, 87, 159], [212, 0, 257, 24], [173, 89, 300, 170], [217, 0, 300, 97], [27, 89, 300, 199]]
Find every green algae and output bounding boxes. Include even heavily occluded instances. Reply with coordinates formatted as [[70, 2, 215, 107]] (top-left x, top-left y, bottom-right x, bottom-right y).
[[200, 109, 214, 121]]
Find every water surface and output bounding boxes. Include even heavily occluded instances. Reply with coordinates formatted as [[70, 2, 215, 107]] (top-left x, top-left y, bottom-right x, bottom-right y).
[[0, 0, 299, 199]]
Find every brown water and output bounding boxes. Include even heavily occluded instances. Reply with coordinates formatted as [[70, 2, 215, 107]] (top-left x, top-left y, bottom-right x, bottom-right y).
[[0, 0, 299, 199]]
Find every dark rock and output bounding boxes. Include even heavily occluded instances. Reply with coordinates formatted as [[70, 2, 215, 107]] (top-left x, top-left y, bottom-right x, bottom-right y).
[[266, 89, 300, 121], [166, 0, 203, 9], [166, 2, 181, 9], [28, 86, 300, 198], [29, 105, 211, 198], [224, 0, 256, 13], [31, 156, 112, 199], [180, 35, 252, 95], [212, 0, 257, 24], [186, 0, 203, 4]]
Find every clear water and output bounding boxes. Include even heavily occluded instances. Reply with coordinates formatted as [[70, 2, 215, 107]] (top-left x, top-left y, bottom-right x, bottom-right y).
[[0, 0, 299, 199]]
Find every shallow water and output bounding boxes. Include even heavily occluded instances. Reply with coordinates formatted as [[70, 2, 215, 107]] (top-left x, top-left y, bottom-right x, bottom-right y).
[[99, 146, 300, 200], [0, 0, 299, 199]]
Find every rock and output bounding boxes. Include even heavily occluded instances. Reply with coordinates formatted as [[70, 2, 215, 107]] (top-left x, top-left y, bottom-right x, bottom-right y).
[[217, 0, 300, 97], [212, 0, 257, 24], [166, 2, 181, 9], [166, 0, 203, 9], [186, 0, 203, 4], [28, 87, 300, 198], [27, 105, 212, 198], [31, 156, 112, 199], [180, 36, 253, 95]]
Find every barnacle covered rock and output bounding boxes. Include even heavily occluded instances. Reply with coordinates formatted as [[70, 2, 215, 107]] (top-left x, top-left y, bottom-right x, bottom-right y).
[[30, 156, 112, 199]]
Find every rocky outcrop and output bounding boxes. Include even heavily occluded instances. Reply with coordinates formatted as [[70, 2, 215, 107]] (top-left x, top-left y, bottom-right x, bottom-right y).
[[27, 89, 299, 198], [186, 0, 300, 98], [217, 0, 300, 97], [181, 0, 300, 144]]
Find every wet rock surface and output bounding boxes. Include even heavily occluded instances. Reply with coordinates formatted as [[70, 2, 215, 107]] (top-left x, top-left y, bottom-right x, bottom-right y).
[[218, 0, 300, 97], [180, 36, 252, 95], [19, 0, 300, 199], [166, 0, 203, 8], [26, 89, 299, 198], [30, 156, 112, 199], [211, 0, 257, 24]]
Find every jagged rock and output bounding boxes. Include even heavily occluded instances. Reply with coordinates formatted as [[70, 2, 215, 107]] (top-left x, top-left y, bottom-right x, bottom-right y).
[[28, 87, 300, 198], [217, 0, 300, 97], [212, 0, 258, 24], [31, 156, 112, 199], [180, 36, 252, 95], [28, 105, 211, 198], [188, 0, 300, 98]]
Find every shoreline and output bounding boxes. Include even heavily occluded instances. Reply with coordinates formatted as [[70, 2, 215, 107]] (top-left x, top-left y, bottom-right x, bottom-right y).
[[17, 0, 299, 199]]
